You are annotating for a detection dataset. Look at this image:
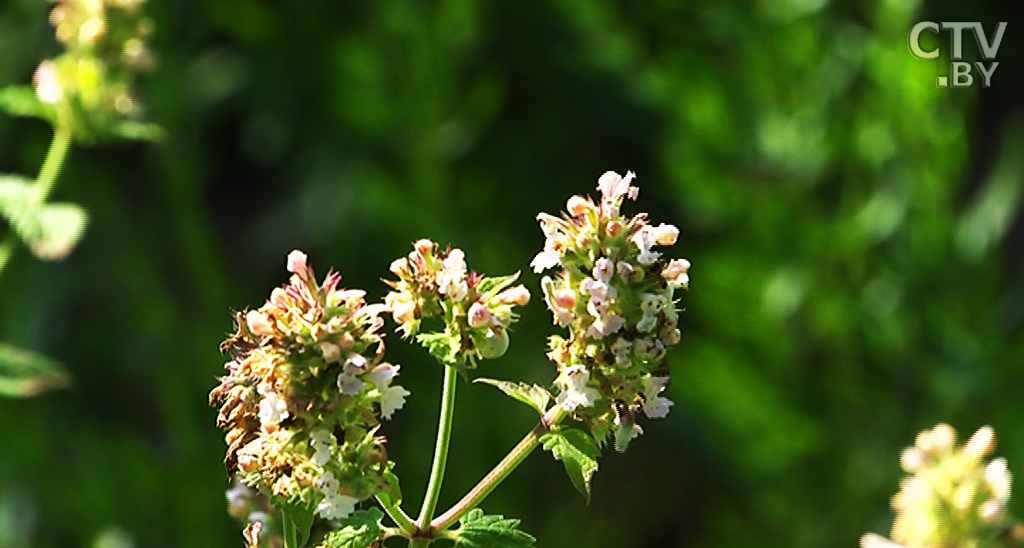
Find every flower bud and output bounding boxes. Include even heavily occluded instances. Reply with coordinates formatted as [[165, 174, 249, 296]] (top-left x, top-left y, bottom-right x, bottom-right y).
[[964, 426, 995, 461], [33, 61, 63, 104], [414, 239, 434, 257], [475, 327, 509, 359], [468, 302, 492, 328], [652, 223, 679, 246], [497, 285, 530, 306], [78, 17, 106, 46], [390, 257, 410, 277], [287, 250, 309, 278], [567, 195, 590, 217], [321, 342, 341, 364], [246, 310, 275, 336]]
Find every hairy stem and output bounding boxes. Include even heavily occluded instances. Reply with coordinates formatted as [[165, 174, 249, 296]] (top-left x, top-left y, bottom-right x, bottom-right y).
[[375, 493, 416, 535], [415, 365, 460, 534], [430, 404, 567, 532]]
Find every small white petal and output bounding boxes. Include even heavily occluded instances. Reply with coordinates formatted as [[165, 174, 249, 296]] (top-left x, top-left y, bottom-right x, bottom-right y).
[[380, 385, 411, 419]]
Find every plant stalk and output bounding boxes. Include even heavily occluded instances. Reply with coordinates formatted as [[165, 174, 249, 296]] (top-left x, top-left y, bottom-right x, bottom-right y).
[[430, 403, 567, 532], [0, 126, 73, 275], [375, 493, 416, 535], [414, 364, 460, 537], [282, 512, 298, 548]]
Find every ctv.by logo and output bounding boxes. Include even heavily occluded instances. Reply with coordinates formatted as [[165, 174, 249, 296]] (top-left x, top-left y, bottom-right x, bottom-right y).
[[908, 22, 1007, 88]]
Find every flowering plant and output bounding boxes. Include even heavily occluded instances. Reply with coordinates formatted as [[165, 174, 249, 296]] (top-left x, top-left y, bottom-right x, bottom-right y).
[[211, 171, 691, 547]]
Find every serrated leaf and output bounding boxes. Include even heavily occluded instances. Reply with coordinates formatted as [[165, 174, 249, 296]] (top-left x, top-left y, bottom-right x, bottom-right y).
[[474, 378, 549, 416], [281, 499, 315, 547], [475, 272, 520, 300], [0, 86, 55, 122], [451, 509, 535, 548], [415, 332, 462, 367], [318, 508, 384, 548], [0, 343, 71, 397], [540, 428, 600, 503]]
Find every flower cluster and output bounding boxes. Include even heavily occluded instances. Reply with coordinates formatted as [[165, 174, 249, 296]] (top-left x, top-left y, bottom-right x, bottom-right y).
[[534, 171, 689, 451], [210, 251, 407, 521], [861, 424, 1014, 548], [35, 0, 155, 140], [385, 239, 530, 368]]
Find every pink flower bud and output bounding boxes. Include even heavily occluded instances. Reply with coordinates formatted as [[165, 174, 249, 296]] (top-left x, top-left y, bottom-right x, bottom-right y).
[[468, 302, 492, 328], [390, 257, 410, 277], [414, 239, 434, 257], [246, 310, 275, 336], [606, 220, 625, 237], [270, 287, 289, 308], [554, 288, 576, 309], [287, 250, 308, 275], [497, 285, 530, 306], [566, 195, 590, 217], [33, 61, 62, 104]]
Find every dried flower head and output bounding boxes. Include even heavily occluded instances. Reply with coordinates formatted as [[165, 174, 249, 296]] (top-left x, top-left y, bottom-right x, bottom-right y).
[[211, 251, 406, 520], [384, 240, 529, 369], [862, 424, 1014, 548], [533, 171, 689, 451]]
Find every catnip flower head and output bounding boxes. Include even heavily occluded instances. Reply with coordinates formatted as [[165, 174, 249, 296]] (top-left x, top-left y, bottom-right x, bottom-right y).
[[861, 424, 1013, 548], [384, 240, 529, 369], [534, 171, 689, 452], [210, 250, 406, 521]]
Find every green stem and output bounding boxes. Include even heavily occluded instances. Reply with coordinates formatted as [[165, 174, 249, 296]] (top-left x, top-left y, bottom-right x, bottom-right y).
[[414, 364, 460, 537], [375, 493, 416, 535], [34, 125, 73, 204], [430, 404, 567, 532], [282, 512, 298, 548]]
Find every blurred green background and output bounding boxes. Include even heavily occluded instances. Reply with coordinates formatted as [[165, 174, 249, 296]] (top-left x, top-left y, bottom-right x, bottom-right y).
[[1, 0, 1023, 546]]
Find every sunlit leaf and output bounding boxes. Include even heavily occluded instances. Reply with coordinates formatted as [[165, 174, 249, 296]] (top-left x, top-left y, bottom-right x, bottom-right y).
[[540, 428, 599, 503], [0, 343, 71, 397], [450, 508, 535, 548], [474, 378, 549, 416]]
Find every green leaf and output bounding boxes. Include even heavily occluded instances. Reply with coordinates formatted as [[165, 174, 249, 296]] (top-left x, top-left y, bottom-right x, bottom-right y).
[[109, 120, 165, 142], [475, 271, 520, 300], [0, 343, 71, 397], [415, 332, 462, 367], [377, 466, 402, 508], [0, 176, 89, 261], [281, 499, 315, 548], [474, 378, 549, 416], [318, 508, 384, 548], [539, 428, 600, 503], [0, 86, 55, 123], [450, 509, 535, 548]]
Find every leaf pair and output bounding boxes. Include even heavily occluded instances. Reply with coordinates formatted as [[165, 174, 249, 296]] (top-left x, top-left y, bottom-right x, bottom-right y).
[[0, 174, 88, 261]]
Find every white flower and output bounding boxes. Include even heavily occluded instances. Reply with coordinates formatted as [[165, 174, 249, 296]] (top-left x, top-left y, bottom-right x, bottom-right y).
[[556, 365, 600, 411], [438, 249, 469, 300], [631, 226, 660, 265], [593, 258, 614, 283], [337, 373, 364, 395], [310, 429, 334, 466], [610, 337, 632, 366], [636, 314, 658, 333], [596, 171, 639, 217], [380, 385, 411, 419], [530, 249, 560, 273], [365, 363, 400, 390], [258, 391, 289, 425], [662, 259, 690, 289], [344, 353, 369, 374], [317, 493, 359, 521], [641, 377, 673, 419], [586, 313, 624, 338]]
